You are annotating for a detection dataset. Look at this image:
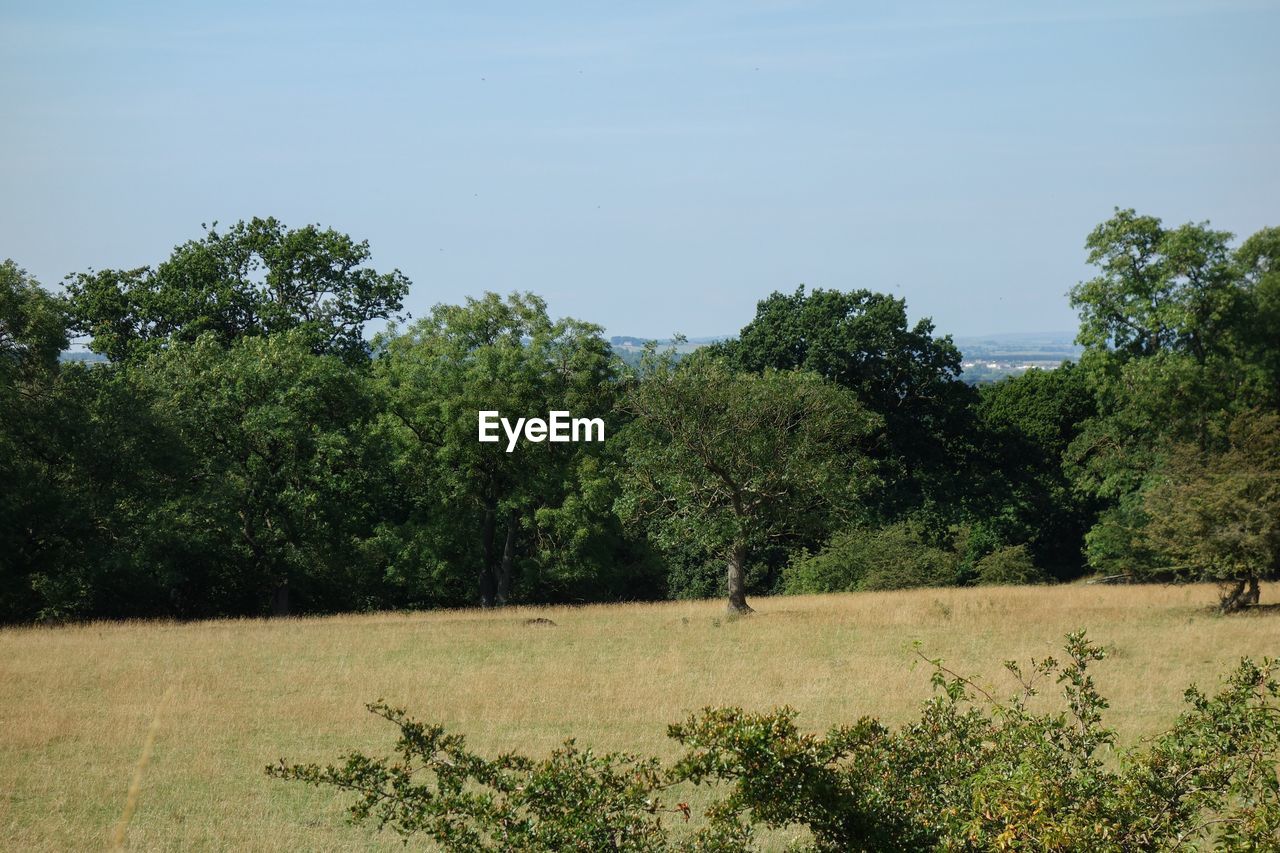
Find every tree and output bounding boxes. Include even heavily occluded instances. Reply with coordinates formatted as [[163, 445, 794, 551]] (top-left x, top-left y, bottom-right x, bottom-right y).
[[1066, 211, 1280, 587], [1141, 410, 1280, 612], [976, 364, 1099, 579], [1235, 225, 1280, 400], [618, 355, 880, 613], [0, 259, 67, 385], [140, 330, 389, 615], [9, 362, 200, 621], [375, 292, 623, 608], [710, 286, 977, 523], [1069, 208, 1242, 362], [1, 261, 71, 620], [65, 218, 410, 363]]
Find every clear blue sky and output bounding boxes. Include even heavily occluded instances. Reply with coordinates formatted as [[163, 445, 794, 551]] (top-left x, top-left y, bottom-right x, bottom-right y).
[[3, 1, 1276, 339]]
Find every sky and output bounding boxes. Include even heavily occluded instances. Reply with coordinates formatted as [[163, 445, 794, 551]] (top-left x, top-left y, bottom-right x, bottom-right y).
[[2, 1, 1277, 340]]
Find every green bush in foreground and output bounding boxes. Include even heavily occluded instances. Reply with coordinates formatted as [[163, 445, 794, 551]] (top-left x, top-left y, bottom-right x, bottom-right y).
[[268, 633, 1280, 851]]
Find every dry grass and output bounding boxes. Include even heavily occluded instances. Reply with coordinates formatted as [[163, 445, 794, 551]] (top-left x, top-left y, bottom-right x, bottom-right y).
[[0, 583, 1276, 850]]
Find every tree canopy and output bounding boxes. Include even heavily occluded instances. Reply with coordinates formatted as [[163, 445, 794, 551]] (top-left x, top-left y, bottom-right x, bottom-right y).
[[618, 353, 880, 612], [3, 206, 1277, 621], [65, 217, 410, 363]]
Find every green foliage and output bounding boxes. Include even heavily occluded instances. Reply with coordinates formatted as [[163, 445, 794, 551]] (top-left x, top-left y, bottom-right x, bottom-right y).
[[781, 523, 959, 594], [973, 544, 1046, 586], [1069, 208, 1242, 361], [1, 261, 70, 619], [374, 292, 633, 608], [0, 259, 67, 386], [15, 363, 195, 620], [274, 634, 1280, 851], [618, 352, 881, 610], [1067, 210, 1280, 604], [268, 701, 677, 852], [136, 330, 391, 614], [65, 218, 409, 363], [1140, 410, 1280, 611], [975, 364, 1098, 579], [710, 285, 978, 523]]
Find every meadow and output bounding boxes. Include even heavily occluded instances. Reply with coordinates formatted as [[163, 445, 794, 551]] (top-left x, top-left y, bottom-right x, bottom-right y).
[[1, 582, 1276, 851]]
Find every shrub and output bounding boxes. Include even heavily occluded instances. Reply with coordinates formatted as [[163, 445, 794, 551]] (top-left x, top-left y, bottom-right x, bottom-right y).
[[782, 523, 959, 594], [270, 634, 1280, 851], [973, 544, 1047, 586], [267, 702, 678, 851]]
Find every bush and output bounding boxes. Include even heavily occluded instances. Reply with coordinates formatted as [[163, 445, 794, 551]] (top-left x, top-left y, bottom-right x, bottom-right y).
[[268, 703, 680, 851], [973, 544, 1047, 585], [782, 523, 958, 594], [270, 633, 1280, 851]]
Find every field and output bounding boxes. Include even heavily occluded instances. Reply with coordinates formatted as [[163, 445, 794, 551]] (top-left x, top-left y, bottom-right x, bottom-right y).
[[1, 583, 1276, 851]]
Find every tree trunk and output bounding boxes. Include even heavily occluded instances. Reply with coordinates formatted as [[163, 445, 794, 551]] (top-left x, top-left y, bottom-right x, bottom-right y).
[[478, 502, 497, 608], [1219, 576, 1258, 613], [271, 579, 290, 616], [496, 511, 517, 606], [726, 543, 753, 614]]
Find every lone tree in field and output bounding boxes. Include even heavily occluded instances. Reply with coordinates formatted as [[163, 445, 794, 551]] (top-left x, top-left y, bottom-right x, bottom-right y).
[[619, 353, 879, 613], [1141, 410, 1280, 613]]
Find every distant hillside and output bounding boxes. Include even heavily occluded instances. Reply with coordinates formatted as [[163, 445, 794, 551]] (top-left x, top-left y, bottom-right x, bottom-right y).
[[951, 331, 1081, 383], [609, 335, 727, 347], [59, 350, 107, 364], [608, 331, 1081, 381], [63, 333, 1079, 381]]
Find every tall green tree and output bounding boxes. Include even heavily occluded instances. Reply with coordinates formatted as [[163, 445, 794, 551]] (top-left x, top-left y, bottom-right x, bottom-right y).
[[1070, 208, 1243, 361], [976, 363, 1098, 580], [1067, 209, 1280, 591], [139, 330, 389, 615], [1235, 225, 1280, 399], [0, 260, 67, 385], [1, 261, 70, 620], [65, 218, 410, 363], [0, 263, 191, 621], [375, 293, 627, 607], [618, 355, 880, 613], [710, 286, 976, 523]]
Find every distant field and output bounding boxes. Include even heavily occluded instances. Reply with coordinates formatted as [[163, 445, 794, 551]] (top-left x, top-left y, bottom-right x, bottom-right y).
[[1, 583, 1275, 851]]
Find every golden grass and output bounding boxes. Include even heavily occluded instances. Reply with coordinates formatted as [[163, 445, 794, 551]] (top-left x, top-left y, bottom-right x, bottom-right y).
[[0, 583, 1276, 851]]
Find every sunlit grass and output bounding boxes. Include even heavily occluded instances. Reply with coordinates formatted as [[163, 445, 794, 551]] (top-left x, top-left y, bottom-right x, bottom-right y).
[[0, 582, 1275, 850]]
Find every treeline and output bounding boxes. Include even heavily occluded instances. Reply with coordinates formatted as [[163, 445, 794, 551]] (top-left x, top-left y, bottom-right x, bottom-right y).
[[1, 210, 1277, 622]]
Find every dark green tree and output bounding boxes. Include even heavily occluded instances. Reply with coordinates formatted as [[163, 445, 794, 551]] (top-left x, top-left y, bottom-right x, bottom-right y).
[[1070, 208, 1243, 361], [1067, 209, 1280, 592], [710, 286, 977, 523], [139, 330, 390, 615], [0, 259, 67, 384], [1141, 410, 1280, 612], [65, 218, 410, 363], [976, 363, 1098, 580], [618, 354, 880, 613], [0, 264, 193, 620], [1, 261, 71, 620], [374, 293, 628, 608]]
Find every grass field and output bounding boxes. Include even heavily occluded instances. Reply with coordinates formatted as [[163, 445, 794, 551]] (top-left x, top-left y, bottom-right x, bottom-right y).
[[1, 583, 1276, 851]]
